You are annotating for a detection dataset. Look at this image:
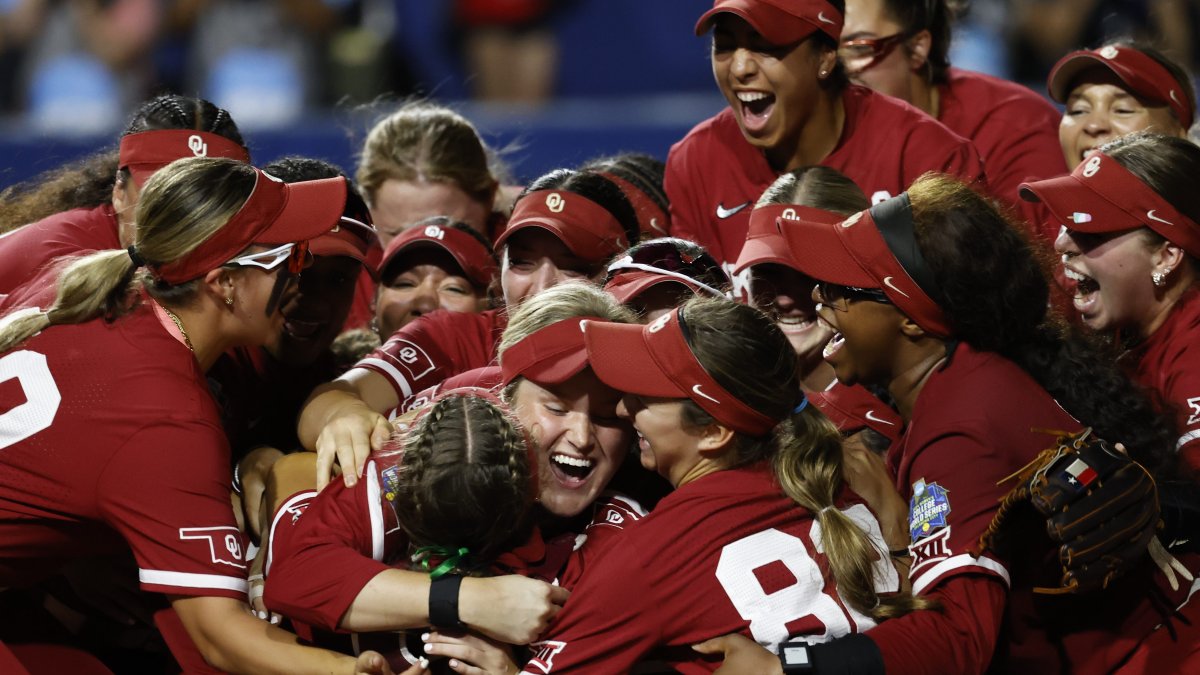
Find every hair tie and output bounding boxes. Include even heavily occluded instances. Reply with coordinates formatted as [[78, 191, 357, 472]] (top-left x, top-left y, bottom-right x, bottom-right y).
[[793, 397, 809, 415], [413, 545, 471, 580], [127, 245, 145, 267], [818, 506, 836, 517]]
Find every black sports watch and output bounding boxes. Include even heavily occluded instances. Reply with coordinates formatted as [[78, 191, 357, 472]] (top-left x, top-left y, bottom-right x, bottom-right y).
[[778, 639, 816, 674]]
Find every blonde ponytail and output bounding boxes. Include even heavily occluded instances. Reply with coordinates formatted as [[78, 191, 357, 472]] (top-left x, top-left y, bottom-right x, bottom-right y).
[[0, 157, 255, 356]]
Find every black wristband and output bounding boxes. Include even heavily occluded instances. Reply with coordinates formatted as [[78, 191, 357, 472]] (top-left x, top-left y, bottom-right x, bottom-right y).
[[808, 633, 886, 675], [429, 575, 465, 629]]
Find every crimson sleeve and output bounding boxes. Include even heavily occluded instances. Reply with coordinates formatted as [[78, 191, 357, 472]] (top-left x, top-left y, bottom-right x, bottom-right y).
[[356, 315, 460, 404], [866, 575, 1007, 675], [900, 120, 989, 199], [264, 461, 397, 630], [972, 101, 1065, 209], [520, 549, 659, 674], [664, 138, 721, 260], [95, 422, 249, 600]]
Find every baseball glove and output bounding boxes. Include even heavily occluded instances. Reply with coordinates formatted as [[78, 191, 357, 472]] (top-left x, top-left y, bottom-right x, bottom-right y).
[[977, 428, 1159, 594]]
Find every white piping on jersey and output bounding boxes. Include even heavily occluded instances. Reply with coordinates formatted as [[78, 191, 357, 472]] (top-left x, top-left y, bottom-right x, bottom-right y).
[[367, 461, 385, 561], [358, 358, 414, 399], [910, 553, 1010, 595], [1176, 429, 1200, 451], [139, 568, 248, 593], [266, 490, 319, 576]]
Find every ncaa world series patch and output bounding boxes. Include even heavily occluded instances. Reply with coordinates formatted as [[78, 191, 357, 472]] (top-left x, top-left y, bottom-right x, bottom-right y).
[[381, 464, 400, 502], [909, 478, 951, 542]]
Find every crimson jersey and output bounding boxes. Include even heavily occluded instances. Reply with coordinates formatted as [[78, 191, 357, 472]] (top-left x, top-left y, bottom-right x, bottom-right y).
[[868, 343, 1197, 674], [937, 68, 1066, 241], [665, 85, 986, 287], [357, 309, 506, 410], [0, 302, 248, 599], [521, 464, 896, 675], [0, 205, 121, 296], [1124, 287, 1200, 474], [265, 457, 644, 633]]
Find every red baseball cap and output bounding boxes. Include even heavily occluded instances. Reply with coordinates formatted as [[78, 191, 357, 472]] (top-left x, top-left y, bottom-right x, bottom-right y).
[[584, 308, 779, 436], [118, 130, 250, 188], [810, 383, 902, 443], [495, 189, 630, 264], [1020, 151, 1200, 258], [1048, 45, 1194, 128], [379, 222, 498, 289], [500, 316, 606, 387], [695, 0, 843, 46], [151, 169, 348, 284], [780, 196, 952, 337], [734, 204, 844, 275]]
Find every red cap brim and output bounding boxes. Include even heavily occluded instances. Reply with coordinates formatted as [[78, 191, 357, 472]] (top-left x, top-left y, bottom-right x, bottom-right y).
[[1019, 173, 1136, 234], [810, 383, 902, 443], [604, 271, 698, 305], [583, 320, 686, 399], [779, 216, 878, 288]]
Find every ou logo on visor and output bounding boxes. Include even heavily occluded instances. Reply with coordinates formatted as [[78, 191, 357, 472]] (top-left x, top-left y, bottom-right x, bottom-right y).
[[782, 208, 797, 219], [1082, 155, 1102, 178], [187, 134, 208, 157], [546, 193, 565, 213], [424, 225, 445, 239], [647, 313, 671, 333]]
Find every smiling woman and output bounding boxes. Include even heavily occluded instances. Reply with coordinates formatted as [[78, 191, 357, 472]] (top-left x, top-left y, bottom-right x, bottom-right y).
[[665, 0, 985, 274]]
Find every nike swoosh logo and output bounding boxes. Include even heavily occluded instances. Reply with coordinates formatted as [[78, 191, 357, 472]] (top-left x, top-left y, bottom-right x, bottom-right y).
[[1147, 210, 1175, 226], [1171, 90, 1183, 107], [882, 276, 911, 298], [691, 384, 721, 404], [649, 217, 668, 234], [818, 11, 836, 24], [864, 410, 896, 426], [716, 202, 750, 219]]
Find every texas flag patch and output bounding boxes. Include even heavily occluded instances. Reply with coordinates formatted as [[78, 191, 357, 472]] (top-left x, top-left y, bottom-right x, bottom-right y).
[[1063, 458, 1098, 490]]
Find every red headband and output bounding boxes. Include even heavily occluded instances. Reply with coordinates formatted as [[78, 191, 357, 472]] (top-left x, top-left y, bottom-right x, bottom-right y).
[[118, 130, 250, 187], [495, 189, 629, 263], [598, 172, 670, 237], [780, 203, 953, 337], [734, 204, 844, 274], [810, 383, 902, 444], [1020, 151, 1200, 257], [500, 316, 603, 386], [1048, 45, 1194, 128], [380, 222, 498, 289], [584, 308, 779, 436], [151, 170, 349, 284]]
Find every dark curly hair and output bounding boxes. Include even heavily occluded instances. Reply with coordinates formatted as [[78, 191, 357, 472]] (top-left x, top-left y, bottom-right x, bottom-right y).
[[907, 174, 1176, 479], [0, 95, 245, 233]]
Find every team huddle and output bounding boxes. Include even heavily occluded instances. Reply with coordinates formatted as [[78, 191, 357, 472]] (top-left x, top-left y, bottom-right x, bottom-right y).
[[1, 0, 1199, 673]]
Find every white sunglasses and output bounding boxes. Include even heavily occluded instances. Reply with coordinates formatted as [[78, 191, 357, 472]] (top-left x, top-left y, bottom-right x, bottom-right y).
[[606, 256, 729, 299], [225, 243, 311, 272]]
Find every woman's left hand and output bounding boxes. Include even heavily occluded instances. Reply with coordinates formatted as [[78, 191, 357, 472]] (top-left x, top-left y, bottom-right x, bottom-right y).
[[422, 630, 520, 675]]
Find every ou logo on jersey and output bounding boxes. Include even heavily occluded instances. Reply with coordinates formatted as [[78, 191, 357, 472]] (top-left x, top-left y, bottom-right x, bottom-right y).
[[424, 225, 445, 240], [647, 313, 671, 334], [187, 134, 208, 157], [398, 347, 420, 364], [179, 527, 247, 569]]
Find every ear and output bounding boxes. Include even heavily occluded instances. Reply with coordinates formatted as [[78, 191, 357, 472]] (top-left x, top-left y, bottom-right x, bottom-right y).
[[816, 44, 839, 81], [697, 421, 737, 456], [897, 314, 928, 339], [906, 29, 932, 71], [1153, 240, 1186, 275], [202, 267, 237, 305]]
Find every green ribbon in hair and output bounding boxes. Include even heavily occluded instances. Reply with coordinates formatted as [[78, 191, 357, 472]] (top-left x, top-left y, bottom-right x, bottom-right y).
[[412, 545, 471, 580]]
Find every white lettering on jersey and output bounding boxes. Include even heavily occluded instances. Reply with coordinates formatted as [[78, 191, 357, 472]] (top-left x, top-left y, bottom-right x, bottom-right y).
[[523, 640, 566, 674], [180, 526, 247, 569], [1186, 396, 1200, 426], [0, 349, 62, 450]]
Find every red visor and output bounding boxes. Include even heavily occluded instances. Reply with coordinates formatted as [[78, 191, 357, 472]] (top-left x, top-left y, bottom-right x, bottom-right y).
[[495, 190, 629, 263], [1020, 152, 1200, 258], [309, 216, 382, 275], [599, 172, 670, 238], [1048, 45, 1194, 128], [118, 130, 250, 187], [734, 204, 843, 275], [500, 316, 605, 387], [810, 383, 902, 443], [695, 0, 842, 45], [379, 223, 498, 289], [780, 203, 952, 337], [151, 170, 349, 284], [584, 308, 778, 436]]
